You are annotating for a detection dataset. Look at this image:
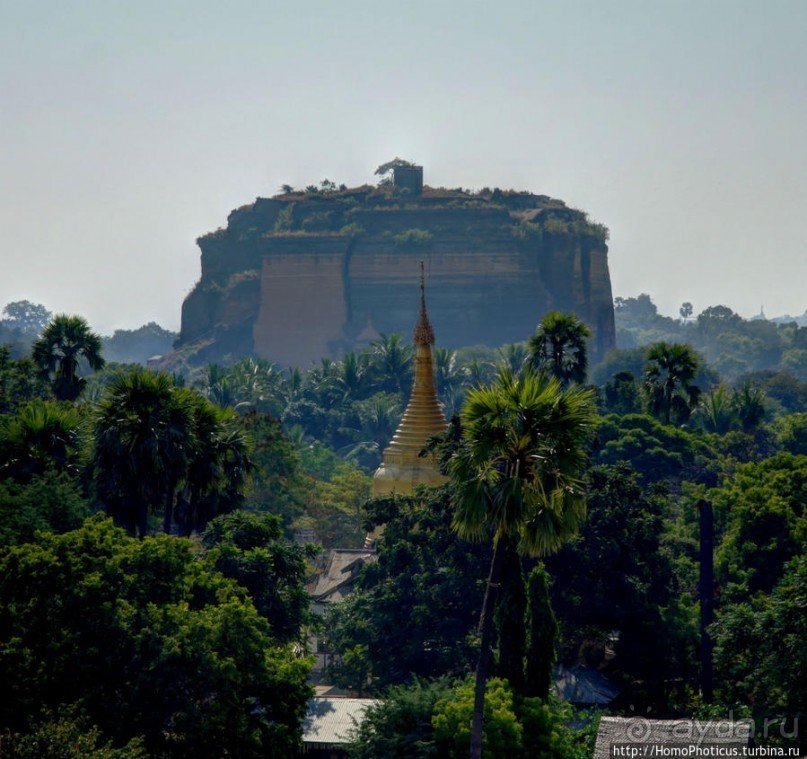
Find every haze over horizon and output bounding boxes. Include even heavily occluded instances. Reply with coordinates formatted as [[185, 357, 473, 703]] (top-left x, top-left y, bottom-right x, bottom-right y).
[[2, 0, 805, 335]]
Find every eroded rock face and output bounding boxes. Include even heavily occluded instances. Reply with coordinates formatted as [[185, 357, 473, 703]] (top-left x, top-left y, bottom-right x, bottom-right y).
[[178, 186, 615, 367]]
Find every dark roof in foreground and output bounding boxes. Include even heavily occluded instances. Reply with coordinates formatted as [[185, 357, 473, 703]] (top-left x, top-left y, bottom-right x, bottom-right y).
[[553, 664, 621, 705], [594, 716, 752, 759]]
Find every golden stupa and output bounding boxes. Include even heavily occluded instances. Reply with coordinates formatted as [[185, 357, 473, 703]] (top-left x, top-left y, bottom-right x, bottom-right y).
[[371, 263, 448, 498]]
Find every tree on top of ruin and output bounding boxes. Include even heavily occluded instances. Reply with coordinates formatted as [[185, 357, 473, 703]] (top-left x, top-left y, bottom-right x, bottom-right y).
[[374, 157, 415, 186]]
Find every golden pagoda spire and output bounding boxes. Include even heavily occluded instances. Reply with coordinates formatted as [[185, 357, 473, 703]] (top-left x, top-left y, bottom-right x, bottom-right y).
[[371, 262, 448, 501], [414, 261, 435, 347]]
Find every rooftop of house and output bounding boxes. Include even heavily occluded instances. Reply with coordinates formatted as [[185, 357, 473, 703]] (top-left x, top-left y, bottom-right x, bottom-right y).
[[301, 696, 379, 750], [307, 548, 377, 603], [593, 716, 752, 759]]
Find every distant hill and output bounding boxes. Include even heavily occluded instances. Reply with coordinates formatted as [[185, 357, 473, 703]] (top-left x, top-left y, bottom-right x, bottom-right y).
[[770, 311, 807, 327], [102, 323, 178, 365]]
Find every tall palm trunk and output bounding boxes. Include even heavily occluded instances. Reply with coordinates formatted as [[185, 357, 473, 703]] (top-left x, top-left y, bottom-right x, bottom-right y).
[[469, 534, 508, 759], [163, 490, 176, 535]]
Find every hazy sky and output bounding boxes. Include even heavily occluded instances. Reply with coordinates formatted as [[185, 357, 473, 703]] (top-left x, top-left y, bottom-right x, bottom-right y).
[[2, 0, 805, 334]]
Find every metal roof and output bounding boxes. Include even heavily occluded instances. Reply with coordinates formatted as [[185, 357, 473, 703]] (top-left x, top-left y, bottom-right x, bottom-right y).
[[301, 697, 379, 748], [594, 716, 752, 758]]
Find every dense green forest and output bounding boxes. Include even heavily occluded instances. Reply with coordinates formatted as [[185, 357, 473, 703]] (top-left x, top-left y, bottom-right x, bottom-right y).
[[0, 295, 804, 756]]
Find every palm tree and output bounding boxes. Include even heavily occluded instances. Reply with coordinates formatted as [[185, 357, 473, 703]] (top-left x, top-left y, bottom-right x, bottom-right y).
[[463, 357, 496, 389], [527, 311, 590, 386], [203, 359, 284, 416], [497, 343, 529, 376], [0, 399, 82, 482], [448, 368, 596, 759], [433, 347, 468, 416], [644, 342, 701, 425], [697, 385, 735, 434], [337, 393, 401, 470], [204, 363, 235, 409], [336, 351, 371, 403], [95, 368, 252, 537], [31, 315, 105, 401], [369, 333, 413, 396], [176, 395, 251, 536], [94, 368, 186, 537], [732, 383, 766, 432], [308, 357, 341, 409]]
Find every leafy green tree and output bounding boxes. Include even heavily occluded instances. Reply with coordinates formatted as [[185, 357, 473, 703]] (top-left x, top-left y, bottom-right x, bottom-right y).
[[2, 706, 146, 758], [547, 463, 685, 694], [325, 489, 490, 691], [590, 347, 648, 387], [696, 304, 743, 339], [431, 677, 582, 759], [595, 411, 716, 487], [463, 357, 497, 390], [448, 368, 596, 759], [432, 677, 523, 758], [679, 302, 693, 322], [712, 555, 806, 741], [612, 294, 684, 348], [374, 157, 414, 185], [348, 677, 453, 759], [1, 300, 52, 336], [0, 517, 311, 757], [31, 315, 105, 402], [0, 348, 50, 412], [614, 293, 660, 324], [303, 465, 371, 547], [694, 382, 767, 436], [101, 322, 177, 365], [740, 370, 807, 414], [527, 311, 590, 386], [600, 370, 643, 415], [242, 411, 308, 529], [0, 472, 90, 547], [773, 412, 807, 456], [612, 294, 801, 382], [201, 511, 313, 645], [434, 346, 463, 393], [712, 453, 807, 599], [644, 342, 701, 425], [351, 676, 584, 759], [781, 347, 807, 381]]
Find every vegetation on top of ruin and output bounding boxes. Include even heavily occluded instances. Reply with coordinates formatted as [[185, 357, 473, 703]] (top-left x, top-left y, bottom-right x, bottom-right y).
[[268, 176, 569, 209], [192, 177, 611, 245]]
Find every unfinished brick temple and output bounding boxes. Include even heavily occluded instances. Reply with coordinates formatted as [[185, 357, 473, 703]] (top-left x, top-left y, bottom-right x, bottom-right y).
[[177, 167, 616, 367]]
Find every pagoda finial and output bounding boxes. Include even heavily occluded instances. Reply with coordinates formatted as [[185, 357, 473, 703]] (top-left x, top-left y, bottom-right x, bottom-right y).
[[414, 261, 435, 346]]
